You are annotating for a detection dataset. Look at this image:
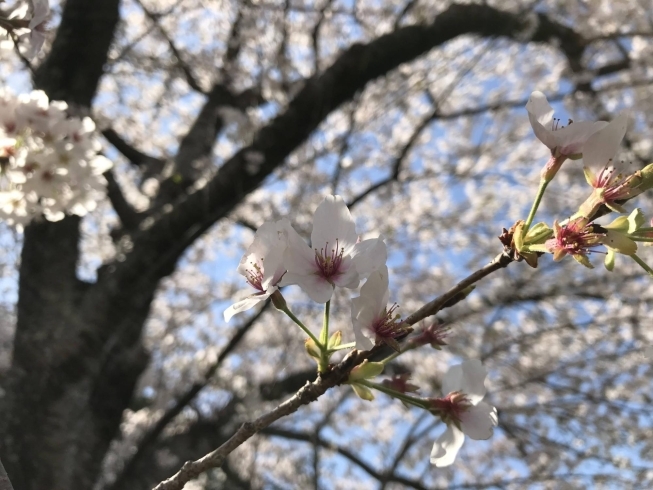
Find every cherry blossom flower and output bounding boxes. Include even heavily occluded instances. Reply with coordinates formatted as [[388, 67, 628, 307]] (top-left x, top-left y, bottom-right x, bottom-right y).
[[526, 91, 607, 158], [381, 374, 419, 394], [280, 195, 386, 302], [17, 0, 50, 59], [351, 266, 410, 351], [429, 360, 498, 467], [577, 115, 653, 218], [542, 216, 636, 269], [224, 218, 290, 322], [526, 91, 608, 181], [408, 321, 450, 350], [4, 0, 51, 59]]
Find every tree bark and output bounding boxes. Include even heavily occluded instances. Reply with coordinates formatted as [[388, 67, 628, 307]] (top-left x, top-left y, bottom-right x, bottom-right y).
[[0, 1, 123, 488]]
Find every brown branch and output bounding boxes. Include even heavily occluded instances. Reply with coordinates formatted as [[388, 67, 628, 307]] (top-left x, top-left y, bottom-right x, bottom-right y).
[[404, 251, 514, 326], [102, 128, 165, 170], [151, 347, 369, 490], [136, 0, 206, 93], [262, 427, 429, 490], [108, 302, 268, 490], [152, 249, 515, 489], [104, 169, 141, 230], [0, 456, 14, 490]]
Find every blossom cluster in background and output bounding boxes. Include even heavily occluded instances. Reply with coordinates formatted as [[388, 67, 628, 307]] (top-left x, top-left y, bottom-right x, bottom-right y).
[[0, 90, 112, 227], [0, 0, 50, 59]]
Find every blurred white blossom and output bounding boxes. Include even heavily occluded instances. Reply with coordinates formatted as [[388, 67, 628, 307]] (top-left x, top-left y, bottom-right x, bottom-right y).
[[0, 89, 112, 228]]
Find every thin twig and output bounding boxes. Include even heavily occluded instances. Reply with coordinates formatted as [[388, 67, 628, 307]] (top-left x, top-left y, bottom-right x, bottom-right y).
[[151, 251, 514, 490], [109, 303, 268, 490], [152, 348, 367, 490], [404, 251, 513, 326]]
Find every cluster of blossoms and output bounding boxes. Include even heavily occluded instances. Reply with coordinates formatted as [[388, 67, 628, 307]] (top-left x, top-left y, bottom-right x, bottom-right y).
[[0, 0, 49, 59], [224, 93, 653, 470], [0, 90, 112, 227], [513, 91, 653, 274], [226, 195, 498, 466]]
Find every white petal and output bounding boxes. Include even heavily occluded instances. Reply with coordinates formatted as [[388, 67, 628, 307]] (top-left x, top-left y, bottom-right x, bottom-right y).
[[282, 224, 316, 276], [430, 425, 465, 467], [458, 359, 488, 405], [351, 297, 375, 351], [281, 272, 334, 303], [528, 114, 557, 150], [351, 237, 387, 279], [441, 364, 463, 395], [554, 121, 607, 155], [525, 92, 556, 149], [442, 359, 487, 405], [330, 255, 360, 290], [582, 112, 628, 170], [224, 292, 271, 322], [311, 195, 358, 255], [460, 401, 498, 440], [525, 91, 554, 126], [359, 266, 389, 316]]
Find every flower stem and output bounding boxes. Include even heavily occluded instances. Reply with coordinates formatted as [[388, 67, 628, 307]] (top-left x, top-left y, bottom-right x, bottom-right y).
[[318, 301, 331, 372], [380, 351, 401, 365], [631, 237, 653, 243], [280, 305, 321, 347], [524, 178, 549, 232], [358, 380, 430, 409], [631, 253, 653, 277], [328, 342, 356, 353]]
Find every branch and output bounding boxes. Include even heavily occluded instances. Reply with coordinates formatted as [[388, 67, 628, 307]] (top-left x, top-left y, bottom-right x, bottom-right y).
[[108, 303, 268, 490], [262, 427, 429, 490], [151, 347, 371, 490], [104, 169, 141, 230], [0, 457, 13, 490], [152, 250, 515, 489], [102, 128, 165, 170], [136, 0, 206, 93], [116, 3, 579, 290], [404, 251, 514, 326]]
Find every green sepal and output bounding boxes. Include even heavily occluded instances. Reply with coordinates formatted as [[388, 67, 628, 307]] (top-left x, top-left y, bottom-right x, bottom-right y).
[[605, 249, 616, 271], [526, 243, 550, 253], [627, 208, 645, 233], [525, 222, 553, 243], [573, 253, 594, 269], [606, 202, 627, 214], [348, 360, 385, 382], [327, 330, 342, 350], [304, 338, 322, 363], [603, 230, 637, 255], [583, 166, 596, 186], [351, 383, 375, 401]]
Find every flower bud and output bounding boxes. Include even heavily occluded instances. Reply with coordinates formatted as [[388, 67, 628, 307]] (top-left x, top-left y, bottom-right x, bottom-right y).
[[304, 337, 322, 363]]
